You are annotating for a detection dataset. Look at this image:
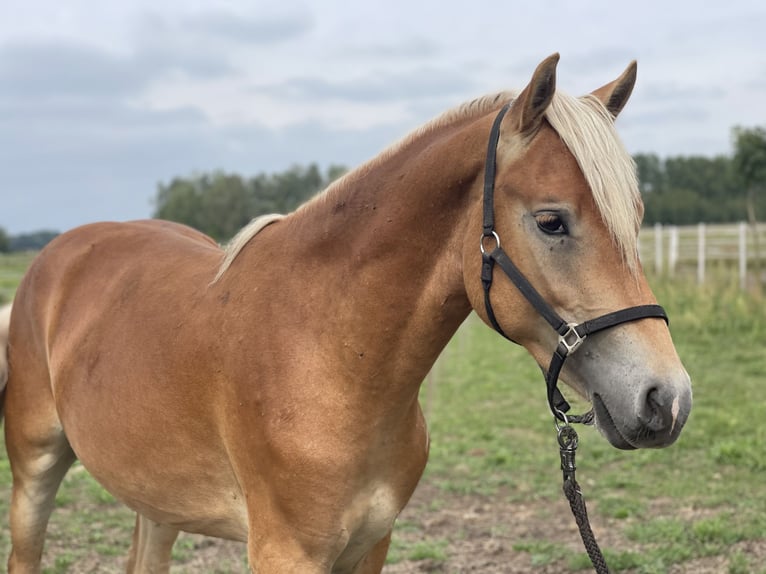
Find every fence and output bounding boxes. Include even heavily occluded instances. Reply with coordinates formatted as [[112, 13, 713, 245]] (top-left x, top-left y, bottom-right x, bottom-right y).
[[638, 222, 766, 288]]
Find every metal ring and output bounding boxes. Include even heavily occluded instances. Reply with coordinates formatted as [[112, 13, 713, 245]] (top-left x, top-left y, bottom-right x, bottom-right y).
[[557, 422, 579, 449], [480, 231, 501, 254]]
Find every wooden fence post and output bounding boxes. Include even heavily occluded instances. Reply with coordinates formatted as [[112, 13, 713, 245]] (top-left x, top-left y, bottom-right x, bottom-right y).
[[739, 222, 747, 290], [668, 226, 678, 277], [654, 223, 663, 275]]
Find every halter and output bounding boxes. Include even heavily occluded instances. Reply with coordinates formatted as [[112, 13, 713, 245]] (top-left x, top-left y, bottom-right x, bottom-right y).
[[480, 102, 669, 425]]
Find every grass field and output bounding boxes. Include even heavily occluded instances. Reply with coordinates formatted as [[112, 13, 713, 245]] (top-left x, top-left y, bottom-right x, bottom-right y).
[[0, 252, 36, 304], [0, 252, 764, 572]]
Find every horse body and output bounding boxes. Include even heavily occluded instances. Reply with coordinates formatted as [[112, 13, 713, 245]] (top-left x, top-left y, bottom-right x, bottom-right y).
[[6, 213, 444, 569], [6, 119, 479, 570], [2, 54, 692, 573]]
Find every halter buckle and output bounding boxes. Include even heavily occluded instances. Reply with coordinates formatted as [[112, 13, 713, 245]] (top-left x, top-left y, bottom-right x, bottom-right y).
[[559, 323, 586, 355]]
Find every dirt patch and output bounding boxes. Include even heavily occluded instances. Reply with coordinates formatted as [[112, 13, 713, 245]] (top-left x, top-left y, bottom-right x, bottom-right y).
[[35, 481, 766, 573], [385, 482, 609, 574], [386, 483, 766, 573]]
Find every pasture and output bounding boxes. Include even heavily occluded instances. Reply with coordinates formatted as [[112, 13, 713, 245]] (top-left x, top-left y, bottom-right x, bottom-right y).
[[0, 252, 764, 573]]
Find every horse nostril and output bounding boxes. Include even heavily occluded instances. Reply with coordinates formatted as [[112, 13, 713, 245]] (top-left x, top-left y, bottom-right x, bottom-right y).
[[647, 387, 661, 409], [640, 386, 669, 432]]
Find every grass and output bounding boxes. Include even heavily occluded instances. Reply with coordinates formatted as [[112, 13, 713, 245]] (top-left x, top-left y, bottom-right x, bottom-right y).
[[0, 251, 35, 304], [1, 251, 765, 571]]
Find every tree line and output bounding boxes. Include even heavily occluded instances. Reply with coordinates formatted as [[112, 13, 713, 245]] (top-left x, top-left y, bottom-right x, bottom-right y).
[[1, 127, 763, 251], [153, 164, 347, 242], [153, 127, 766, 239], [150, 126, 764, 241], [638, 126, 765, 227]]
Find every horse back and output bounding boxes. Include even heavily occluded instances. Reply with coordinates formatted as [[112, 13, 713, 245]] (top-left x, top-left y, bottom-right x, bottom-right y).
[[9, 219, 226, 433], [16, 219, 211, 327]]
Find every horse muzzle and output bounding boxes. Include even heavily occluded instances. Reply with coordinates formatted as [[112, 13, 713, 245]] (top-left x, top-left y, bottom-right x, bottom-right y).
[[592, 375, 692, 450]]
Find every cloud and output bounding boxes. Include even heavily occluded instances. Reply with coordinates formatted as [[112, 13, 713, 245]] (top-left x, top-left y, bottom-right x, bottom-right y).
[[640, 83, 726, 102], [0, 41, 150, 100], [0, 39, 233, 105], [0, 54, 408, 235], [561, 48, 640, 77], [253, 67, 477, 104], [0, 7, 316, 106], [179, 10, 313, 45], [336, 37, 440, 60]]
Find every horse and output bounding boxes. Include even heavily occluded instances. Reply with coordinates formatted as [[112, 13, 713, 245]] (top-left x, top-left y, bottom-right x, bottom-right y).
[[1, 53, 692, 573]]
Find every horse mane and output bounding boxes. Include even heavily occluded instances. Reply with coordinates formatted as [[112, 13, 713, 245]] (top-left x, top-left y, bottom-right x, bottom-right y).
[[544, 92, 642, 271], [213, 93, 518, 281], [212, 213, 284, 283], [214, 88, 641, 280], [296, 91, 521, 217]]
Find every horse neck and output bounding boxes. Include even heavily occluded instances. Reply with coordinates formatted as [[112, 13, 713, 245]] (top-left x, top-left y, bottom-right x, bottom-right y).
[[271, 117, 488, 393]]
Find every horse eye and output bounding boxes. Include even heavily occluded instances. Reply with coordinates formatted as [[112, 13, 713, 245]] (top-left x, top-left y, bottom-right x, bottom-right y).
[[536, 213, 568, 235]]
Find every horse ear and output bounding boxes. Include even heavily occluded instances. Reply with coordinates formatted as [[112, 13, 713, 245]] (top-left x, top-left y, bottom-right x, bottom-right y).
[[590, 61, 637, 118], [508, 53, 559, 135]]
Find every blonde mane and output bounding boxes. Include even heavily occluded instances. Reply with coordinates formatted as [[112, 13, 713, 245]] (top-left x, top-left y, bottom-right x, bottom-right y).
[[212, 213, 284, 283], [214, 88, 641, 280], [545, 92, 642, 270], [299, 91, 520, 216]]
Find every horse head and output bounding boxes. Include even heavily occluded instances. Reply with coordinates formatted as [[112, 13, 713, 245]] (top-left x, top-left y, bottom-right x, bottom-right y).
[[464, 54, 692, 450]]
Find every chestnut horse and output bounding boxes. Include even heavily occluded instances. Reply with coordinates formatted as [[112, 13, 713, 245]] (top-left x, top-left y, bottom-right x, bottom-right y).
[[2, 54, 691, 573]]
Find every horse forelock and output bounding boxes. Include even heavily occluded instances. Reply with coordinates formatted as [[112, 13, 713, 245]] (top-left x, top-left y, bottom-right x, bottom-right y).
[[544, 92, 642, 272]]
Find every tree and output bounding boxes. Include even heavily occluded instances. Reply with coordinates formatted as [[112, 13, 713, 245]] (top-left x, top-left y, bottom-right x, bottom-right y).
[[0, 227, 8, 253], [9, 231, 59, 251], [635, 153, 743, 224], [634, 153, 664, 194], [733, 126, 766, 285], [153, 164, 348, 242], [733, 126, 766, 225]]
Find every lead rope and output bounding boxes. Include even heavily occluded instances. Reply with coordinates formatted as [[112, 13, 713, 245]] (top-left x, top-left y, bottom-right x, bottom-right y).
[[557, 421, 610, 574]]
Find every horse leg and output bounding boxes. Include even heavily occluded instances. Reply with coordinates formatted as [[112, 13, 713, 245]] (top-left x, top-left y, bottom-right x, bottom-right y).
[[5, 422, 76, 574], [125, 514, 180, 574], [244, 523, 392, 574], [245, 518, 346, 574], [350, 532, 392, 574]]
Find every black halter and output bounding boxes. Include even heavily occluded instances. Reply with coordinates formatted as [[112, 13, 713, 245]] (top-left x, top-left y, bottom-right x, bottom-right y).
[[480, 103, 668, 424]]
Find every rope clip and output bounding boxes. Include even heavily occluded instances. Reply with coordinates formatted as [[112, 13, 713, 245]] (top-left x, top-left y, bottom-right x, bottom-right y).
[[557, 420, 579, 483]]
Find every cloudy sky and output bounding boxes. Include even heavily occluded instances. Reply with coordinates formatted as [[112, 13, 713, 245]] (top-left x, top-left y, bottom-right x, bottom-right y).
[[1, 1, 764, 234]]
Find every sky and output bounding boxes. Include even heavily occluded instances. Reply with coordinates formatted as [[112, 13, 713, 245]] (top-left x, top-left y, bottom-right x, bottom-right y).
[[1, 1, 764, 234]]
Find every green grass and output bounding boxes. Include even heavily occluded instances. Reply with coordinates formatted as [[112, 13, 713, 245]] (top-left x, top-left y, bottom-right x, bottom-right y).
[[0, 251, 35, 304], [386, 536, 449, 564], [1, 251, 765, 571]]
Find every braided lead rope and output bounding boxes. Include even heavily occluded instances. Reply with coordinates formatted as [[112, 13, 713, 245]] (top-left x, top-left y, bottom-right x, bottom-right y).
[[558, 424, 611, 574]]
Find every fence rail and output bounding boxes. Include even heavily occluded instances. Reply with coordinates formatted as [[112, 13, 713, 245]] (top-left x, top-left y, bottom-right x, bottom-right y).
[[639, 222, 766, 288]]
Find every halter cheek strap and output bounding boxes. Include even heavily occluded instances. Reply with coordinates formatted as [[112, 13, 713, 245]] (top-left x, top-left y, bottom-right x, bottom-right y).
[[480, 103, 668, 424]]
